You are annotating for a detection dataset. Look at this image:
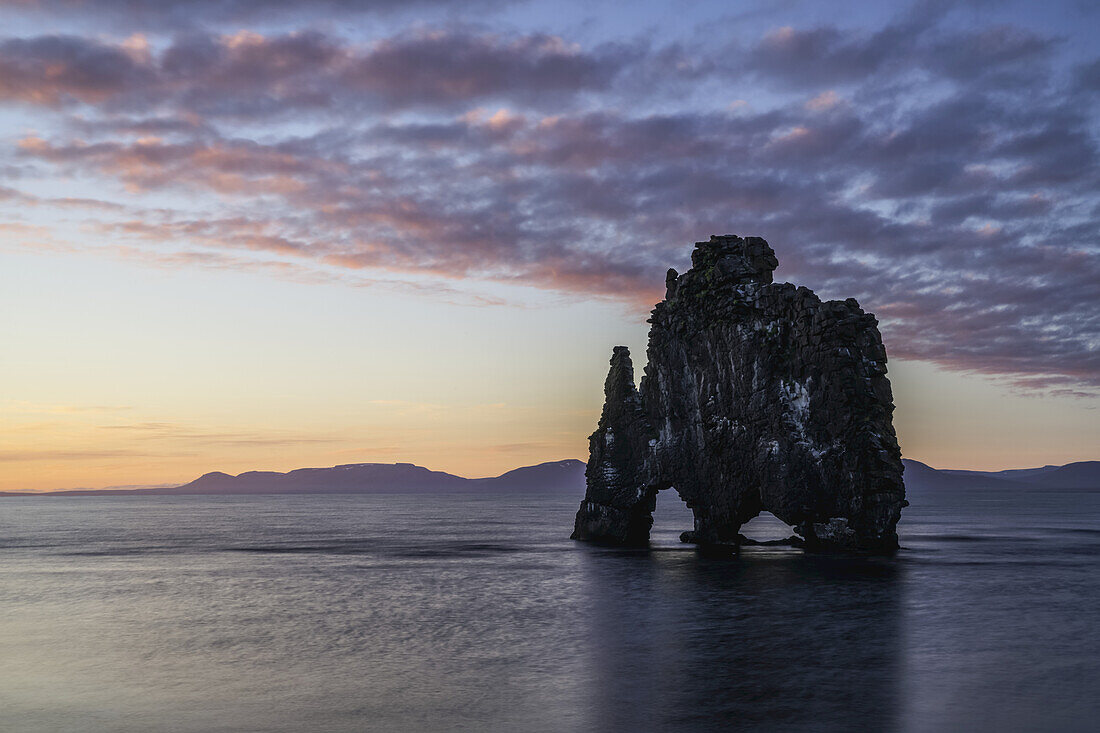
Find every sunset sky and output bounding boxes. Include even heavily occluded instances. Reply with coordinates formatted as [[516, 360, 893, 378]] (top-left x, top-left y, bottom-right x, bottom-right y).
[[1, 0, 1098, 491]]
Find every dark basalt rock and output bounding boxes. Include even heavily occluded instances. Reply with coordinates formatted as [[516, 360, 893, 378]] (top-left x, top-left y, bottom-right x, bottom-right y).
[[571, 235, 906, 554]]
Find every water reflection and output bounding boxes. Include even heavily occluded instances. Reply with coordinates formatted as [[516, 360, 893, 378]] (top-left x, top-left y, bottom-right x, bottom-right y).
[[580, 548, 902, 732], [2, 492, 1097, 732]]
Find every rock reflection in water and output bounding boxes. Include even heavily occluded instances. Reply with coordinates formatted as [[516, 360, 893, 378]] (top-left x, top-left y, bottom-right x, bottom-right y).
[[579, 548, 901, 732]]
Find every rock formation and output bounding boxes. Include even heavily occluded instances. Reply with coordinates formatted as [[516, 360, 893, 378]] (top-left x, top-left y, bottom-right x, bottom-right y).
[[571, 235, 906, 553]]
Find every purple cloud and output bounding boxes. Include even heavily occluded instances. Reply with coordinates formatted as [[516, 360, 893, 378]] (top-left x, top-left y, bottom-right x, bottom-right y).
[[2, 15, 1098, 393], [0, 28, 637, 116], [0, 0, 512, 29], [0, 35, 154, 105]]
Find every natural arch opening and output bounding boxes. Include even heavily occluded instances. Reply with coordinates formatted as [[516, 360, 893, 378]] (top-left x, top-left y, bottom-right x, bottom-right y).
[[739, 511, 799, 546], [649, 488, 694, 547]]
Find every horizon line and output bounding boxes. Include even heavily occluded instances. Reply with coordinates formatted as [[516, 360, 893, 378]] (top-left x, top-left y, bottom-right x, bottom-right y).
[[6, 456, 1099, 495]]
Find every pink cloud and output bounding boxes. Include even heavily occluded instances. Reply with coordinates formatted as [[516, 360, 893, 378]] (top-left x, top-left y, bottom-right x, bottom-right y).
[[2, 17, 1097, 394]]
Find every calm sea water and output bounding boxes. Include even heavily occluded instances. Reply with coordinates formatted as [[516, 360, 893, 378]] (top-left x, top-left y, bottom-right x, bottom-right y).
[[1, 486, 1098, 733]]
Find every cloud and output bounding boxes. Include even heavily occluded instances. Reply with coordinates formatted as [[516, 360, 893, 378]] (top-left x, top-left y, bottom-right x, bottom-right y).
[[1077, 58, 1100, 93], [0, 28, 636, 116], [2, 12, 1099, 393], [338, 31, 633, 106], [0, 0, 511, 29], [745, 15, 1055, 91], [18, 135, 350, 194], [0, 34, 154, 105]]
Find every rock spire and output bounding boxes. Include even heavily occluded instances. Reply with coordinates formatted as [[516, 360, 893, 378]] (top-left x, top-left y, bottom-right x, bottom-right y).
[[571, 235, 906, 553]]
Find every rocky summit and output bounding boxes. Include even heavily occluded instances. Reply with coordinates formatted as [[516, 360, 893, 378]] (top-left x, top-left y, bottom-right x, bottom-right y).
[[571, 235, 906, 553]]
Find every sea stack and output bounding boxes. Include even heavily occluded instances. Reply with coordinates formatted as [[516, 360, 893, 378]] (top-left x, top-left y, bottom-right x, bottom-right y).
[[571, 235, 906, 553]]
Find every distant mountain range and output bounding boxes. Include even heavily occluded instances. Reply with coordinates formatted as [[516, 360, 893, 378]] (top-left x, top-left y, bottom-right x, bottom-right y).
[[2, 459, 588, 496], [3, 457, 1097, 497], [902, 459, 1100, 491]]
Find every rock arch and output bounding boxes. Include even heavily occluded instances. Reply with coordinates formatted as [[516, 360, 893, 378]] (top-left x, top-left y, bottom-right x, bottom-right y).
[[571, 235, 906, 553]]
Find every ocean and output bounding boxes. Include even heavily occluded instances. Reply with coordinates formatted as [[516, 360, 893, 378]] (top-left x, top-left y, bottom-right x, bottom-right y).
[[1, 486, 1097, 732]]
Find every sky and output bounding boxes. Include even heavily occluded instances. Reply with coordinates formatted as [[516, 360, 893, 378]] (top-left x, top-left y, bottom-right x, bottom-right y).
[[1, 0, 1098, 491]]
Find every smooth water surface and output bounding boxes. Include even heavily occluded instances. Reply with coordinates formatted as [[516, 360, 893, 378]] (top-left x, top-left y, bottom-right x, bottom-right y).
[[1, 487, 1098, 732]]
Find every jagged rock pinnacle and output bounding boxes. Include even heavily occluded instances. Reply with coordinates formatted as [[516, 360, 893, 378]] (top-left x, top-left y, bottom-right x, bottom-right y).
[[571, 235, 906, 553]]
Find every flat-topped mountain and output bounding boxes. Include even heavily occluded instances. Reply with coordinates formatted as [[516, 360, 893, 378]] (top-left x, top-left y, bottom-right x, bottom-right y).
[[904, 459, 1100, 491], [14, 459, 586, 496], [172, 462, 469, 495]]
